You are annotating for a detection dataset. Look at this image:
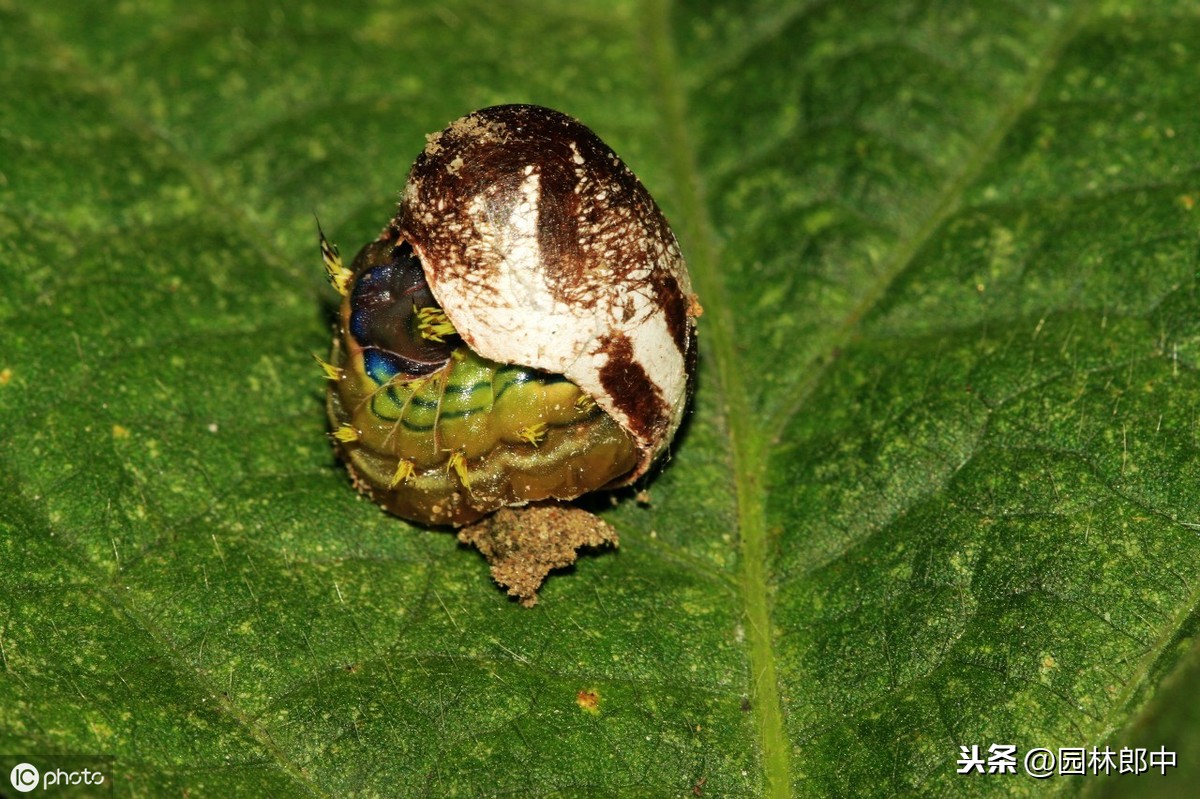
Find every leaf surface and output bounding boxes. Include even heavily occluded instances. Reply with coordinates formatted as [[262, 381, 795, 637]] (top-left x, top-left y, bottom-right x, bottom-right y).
[[1, 1, 1198, 796]]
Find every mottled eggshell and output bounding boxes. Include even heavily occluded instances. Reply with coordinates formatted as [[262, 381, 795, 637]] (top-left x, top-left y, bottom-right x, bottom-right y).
[[391, 104, 697, 480]]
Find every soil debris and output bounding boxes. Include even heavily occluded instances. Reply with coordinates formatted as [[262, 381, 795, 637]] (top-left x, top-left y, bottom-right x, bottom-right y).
[[457, 503, 618, 606]]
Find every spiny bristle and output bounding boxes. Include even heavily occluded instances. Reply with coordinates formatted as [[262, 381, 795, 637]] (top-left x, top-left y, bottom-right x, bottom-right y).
[[446, 451, 471, 489], [313, 353, 341, 381], [319, 227, 352, 296], [416, 306, 458, 342], [389, 459, 415, 487], [517, 423, 548, 446]]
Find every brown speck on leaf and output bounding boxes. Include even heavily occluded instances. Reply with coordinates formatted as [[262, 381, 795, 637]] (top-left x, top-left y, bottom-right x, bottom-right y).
[[692, 776, 708, 796], [576, 688, 601, 714], [740, 696, 751, 712], [457, 502, 618, 606]]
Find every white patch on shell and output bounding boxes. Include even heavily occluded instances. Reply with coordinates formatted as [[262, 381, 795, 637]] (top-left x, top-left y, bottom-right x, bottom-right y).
[[411, 111, 694, 479], [450, 171, 590, 363], [430, 166, 690, 475]]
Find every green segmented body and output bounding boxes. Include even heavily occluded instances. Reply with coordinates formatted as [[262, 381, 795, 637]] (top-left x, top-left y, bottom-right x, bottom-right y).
[[326, 237, 637, 526]]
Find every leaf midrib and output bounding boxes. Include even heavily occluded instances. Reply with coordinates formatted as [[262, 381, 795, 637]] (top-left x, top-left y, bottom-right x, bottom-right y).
[[640, 2, 792, 796], [643, 1, 1097, 796]]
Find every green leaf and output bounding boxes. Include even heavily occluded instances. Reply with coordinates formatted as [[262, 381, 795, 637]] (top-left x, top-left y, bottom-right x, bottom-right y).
[[1, 1, 1198, 796]]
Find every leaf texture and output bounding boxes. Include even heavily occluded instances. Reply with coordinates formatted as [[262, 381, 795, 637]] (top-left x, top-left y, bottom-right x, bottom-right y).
[[1, 1, 1198, 796]]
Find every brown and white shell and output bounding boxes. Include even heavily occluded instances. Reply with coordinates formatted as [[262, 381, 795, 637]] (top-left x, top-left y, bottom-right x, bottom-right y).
[[388, 104, 697, 481]]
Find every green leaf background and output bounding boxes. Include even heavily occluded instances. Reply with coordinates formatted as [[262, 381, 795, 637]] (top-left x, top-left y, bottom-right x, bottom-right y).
[[2, 0, 1198, 796]]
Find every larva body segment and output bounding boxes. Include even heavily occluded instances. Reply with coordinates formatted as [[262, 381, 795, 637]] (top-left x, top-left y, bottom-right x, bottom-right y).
[[325, 105, 697, 527]]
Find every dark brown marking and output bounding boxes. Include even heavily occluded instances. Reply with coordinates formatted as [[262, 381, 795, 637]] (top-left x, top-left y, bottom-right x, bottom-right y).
[[394, 105, 681, 311], [647, 268, 689, 356], [597, 333, 670, 442]]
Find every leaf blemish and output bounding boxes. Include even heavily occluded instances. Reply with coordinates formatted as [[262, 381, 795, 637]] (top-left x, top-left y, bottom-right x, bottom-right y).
[[576, 688, 600, 714]]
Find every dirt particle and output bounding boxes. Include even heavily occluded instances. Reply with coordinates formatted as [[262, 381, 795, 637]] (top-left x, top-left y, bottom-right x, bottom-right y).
[[457, 502, 618, 606], [445, 113, 508, 146]]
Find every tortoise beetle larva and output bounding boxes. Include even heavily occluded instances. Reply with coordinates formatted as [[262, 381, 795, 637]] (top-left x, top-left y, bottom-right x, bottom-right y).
[[321, 104, 698, 528]]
